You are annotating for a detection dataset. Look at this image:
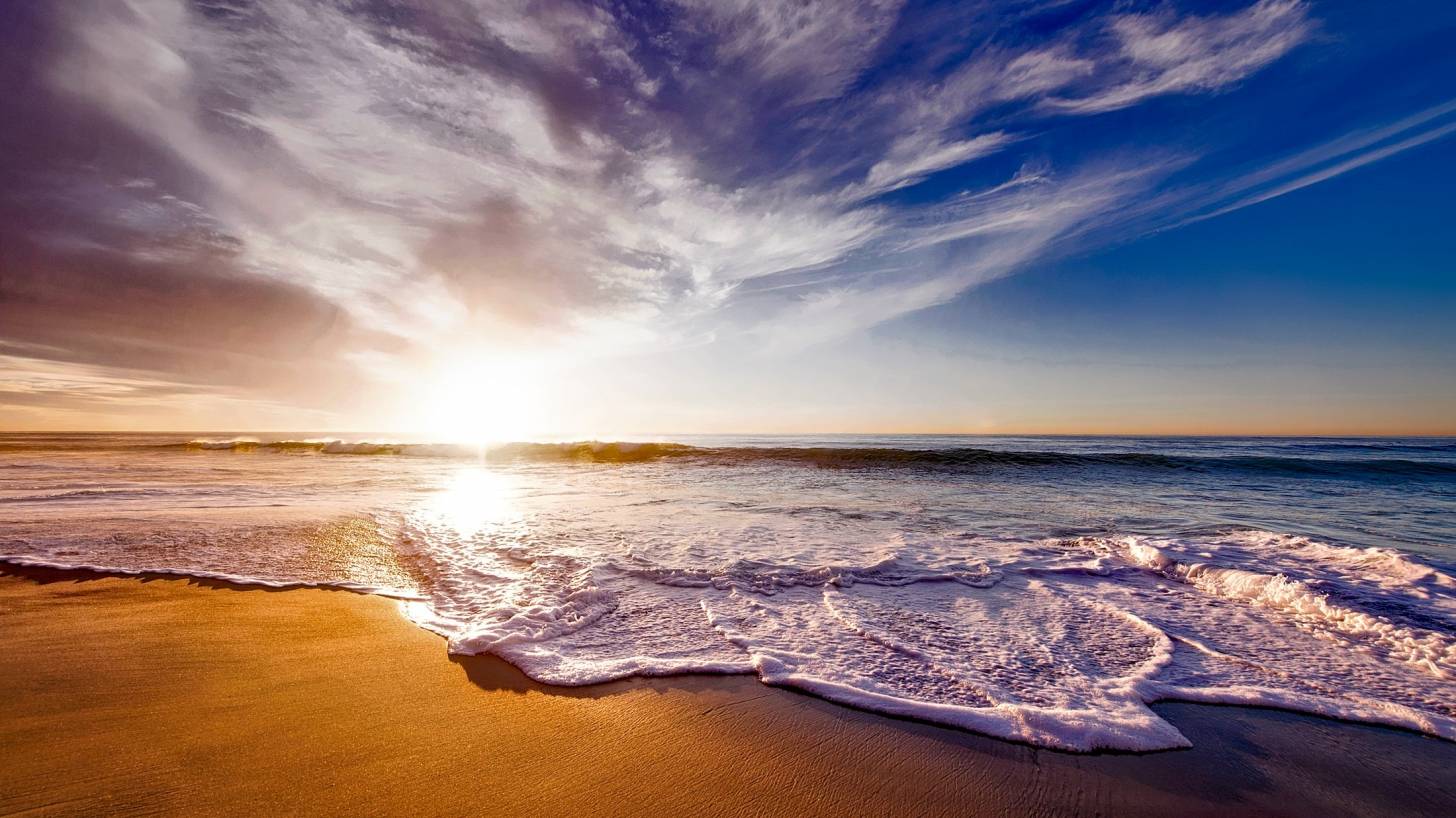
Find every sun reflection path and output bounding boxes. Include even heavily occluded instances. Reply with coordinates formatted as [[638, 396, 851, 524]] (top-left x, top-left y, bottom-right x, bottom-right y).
[[400, 465, 528, 635], [421, 466, 522, 539]]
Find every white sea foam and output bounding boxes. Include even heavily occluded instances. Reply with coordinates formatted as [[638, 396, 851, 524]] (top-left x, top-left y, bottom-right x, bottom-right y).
[[384, 513, 1456, 750], [4, 435, 1456, 751], [1116, 535, 1456, 678], [186, 437, 262, 450]]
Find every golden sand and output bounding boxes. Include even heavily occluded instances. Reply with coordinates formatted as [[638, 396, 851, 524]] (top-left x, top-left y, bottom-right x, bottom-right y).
[[2, 569, 1453, 817]]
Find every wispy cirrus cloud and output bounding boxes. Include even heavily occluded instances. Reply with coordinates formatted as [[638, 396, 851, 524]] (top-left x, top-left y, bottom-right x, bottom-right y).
[[1046, 0, 1312, 114], [677, 0, 906, 103], [2, 0, 1387, 426], [1173, 99, 1456, 225]]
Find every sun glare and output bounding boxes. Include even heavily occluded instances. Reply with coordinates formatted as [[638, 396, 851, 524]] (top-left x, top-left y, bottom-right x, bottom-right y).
[[418, 357, 542, 445], [425, 466, 519, 538]]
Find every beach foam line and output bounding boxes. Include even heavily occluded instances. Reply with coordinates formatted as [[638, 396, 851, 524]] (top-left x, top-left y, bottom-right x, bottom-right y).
[[8, 525, 1456, 754], [396, 530, 1456, 752], [1143, 680, 1456, 744], [0, 555, 425, 601], [10, 549, 1454, 753]]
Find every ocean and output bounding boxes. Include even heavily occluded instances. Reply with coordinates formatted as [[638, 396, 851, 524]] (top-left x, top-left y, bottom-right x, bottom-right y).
[[2, 432, 1453, 751]]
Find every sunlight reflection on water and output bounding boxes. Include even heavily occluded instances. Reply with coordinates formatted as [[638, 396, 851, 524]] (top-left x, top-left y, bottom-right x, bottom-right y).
[[421, 466, 522, 538]]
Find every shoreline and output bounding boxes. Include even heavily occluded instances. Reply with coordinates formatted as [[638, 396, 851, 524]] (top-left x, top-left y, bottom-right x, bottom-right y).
[[5, 558, 1454, 753], [3, 568, 1455, 816]]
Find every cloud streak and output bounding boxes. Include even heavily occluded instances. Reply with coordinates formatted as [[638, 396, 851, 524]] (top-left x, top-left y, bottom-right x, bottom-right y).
[[1045, 0, 1311, 114], [0, 0, 1374, 426], [1179, 100, 1456, 224]]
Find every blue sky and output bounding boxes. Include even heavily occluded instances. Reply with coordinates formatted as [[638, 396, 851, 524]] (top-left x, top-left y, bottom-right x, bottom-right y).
[[1, 1, 1453, 433]]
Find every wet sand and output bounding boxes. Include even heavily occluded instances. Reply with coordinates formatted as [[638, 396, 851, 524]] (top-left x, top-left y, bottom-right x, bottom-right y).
[[2, 567, 1454, 817]]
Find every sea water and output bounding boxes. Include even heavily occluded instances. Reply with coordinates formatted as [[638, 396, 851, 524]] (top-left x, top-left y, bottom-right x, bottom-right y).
[[2, 433, 1453, 751]]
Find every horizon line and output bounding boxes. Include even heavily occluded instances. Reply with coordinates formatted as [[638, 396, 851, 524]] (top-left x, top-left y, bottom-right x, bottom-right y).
[[4, 429, 1455, 439]]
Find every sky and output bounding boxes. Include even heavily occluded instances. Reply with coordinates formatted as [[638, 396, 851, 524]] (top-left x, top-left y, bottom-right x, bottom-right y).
[[1, 0, 1454, 436]]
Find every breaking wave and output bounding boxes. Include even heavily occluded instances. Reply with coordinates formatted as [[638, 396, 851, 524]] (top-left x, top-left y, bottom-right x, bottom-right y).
[[0, 435, 1447, 479]]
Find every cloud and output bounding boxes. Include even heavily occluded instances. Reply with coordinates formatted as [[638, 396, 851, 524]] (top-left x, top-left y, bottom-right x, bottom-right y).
[[1046, 0, 1312, 114], [850, 131, 1018, 200], [1175, 99, 1456, 224], [0, 0, 1337, 423], [0, 218, 353, 395], [746, 159, 1176, 349], [677, 0, 906, 103], [1208, 125, 1456, 221]]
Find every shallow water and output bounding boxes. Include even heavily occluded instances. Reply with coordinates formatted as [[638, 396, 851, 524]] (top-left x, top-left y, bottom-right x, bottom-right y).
[[3, 432, 1454, 750]]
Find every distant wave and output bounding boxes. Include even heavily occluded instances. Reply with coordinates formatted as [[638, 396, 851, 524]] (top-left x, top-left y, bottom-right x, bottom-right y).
[[179, 438, 443, 455], [649, 446, 1456, 477], [168, 438, 709, 460], [200, 438, 1456, 478], [1, 436, 1453, 478]]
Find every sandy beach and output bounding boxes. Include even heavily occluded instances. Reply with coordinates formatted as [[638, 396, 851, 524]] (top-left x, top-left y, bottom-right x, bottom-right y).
[[2, 567, 1453, 817]]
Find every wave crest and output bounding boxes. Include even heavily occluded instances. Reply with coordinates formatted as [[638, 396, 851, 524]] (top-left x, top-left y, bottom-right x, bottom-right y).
[[157, 439, 1456, 479]]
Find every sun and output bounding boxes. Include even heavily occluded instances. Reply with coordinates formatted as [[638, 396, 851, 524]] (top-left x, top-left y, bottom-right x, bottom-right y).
[[417, 357, 541, 445]]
